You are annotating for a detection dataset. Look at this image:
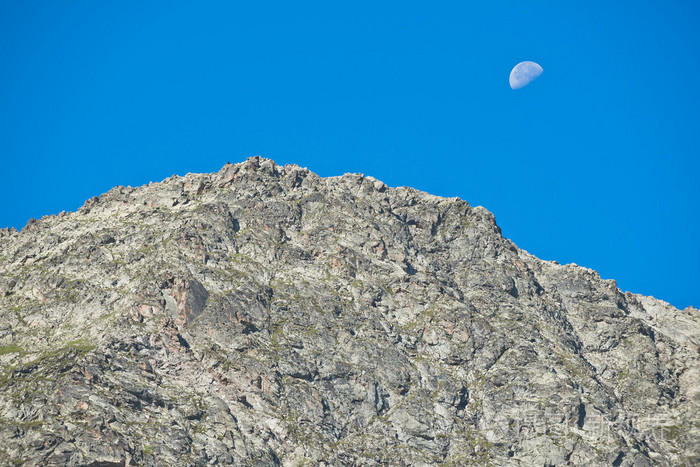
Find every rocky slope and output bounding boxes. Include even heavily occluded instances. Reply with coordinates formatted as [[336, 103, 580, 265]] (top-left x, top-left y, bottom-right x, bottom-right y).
[[0, 157, 698, 466]]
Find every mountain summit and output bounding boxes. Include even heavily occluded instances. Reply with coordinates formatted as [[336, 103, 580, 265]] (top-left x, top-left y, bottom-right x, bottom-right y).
[[0, 157, 698, 465]]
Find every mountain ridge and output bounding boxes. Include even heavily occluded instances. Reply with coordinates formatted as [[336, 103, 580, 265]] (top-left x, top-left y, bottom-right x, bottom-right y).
[[0, 156, 698, 465]]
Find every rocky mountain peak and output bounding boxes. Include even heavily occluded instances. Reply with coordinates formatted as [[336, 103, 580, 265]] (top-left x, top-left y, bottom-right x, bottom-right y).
[[0, 157, 698, 465]]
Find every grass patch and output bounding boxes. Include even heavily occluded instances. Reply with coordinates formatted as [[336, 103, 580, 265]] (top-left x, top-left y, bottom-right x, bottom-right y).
[[0, 344, 23, 356], [1, 338, 96, 384], [663, 424, 683, 441], [14, 420, 44, 429]]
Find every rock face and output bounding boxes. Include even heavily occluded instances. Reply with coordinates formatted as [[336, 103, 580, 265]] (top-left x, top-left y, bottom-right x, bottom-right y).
[[0, 156, 698, 466]]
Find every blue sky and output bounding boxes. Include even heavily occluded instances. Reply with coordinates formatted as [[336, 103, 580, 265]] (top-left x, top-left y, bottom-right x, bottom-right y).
[[1, 1, 698, 309]]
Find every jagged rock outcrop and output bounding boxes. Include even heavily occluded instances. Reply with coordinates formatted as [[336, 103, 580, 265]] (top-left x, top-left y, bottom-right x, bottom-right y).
[[0, 157, 698, 466]]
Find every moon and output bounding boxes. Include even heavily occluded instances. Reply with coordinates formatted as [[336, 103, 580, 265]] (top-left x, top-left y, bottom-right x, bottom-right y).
[[509, 61, 543, 89]]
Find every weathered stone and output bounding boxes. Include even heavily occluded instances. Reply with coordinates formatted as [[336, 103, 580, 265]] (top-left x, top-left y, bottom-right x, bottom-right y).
[[0, 157, 698, 465]]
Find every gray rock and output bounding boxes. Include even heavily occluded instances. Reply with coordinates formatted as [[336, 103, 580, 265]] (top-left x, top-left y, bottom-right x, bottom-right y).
[[0, 157, 698, 465]]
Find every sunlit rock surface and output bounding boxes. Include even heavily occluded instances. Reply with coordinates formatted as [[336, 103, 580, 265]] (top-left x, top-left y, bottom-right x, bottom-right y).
[[0, 157, 698, 465]]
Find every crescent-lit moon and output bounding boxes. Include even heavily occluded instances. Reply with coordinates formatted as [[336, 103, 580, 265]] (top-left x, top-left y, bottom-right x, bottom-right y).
[[509, 61, 543, 89]]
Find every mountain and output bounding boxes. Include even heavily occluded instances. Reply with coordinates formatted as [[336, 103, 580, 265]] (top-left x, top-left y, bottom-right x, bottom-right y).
[[0, 156, 698, 466]]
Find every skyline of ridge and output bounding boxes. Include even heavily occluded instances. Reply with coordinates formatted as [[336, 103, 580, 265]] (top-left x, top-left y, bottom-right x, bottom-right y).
[[2, 1, 698, 309]]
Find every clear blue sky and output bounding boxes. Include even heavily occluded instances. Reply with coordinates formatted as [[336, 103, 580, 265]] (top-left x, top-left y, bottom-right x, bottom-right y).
[[2, 1, 698, 309]]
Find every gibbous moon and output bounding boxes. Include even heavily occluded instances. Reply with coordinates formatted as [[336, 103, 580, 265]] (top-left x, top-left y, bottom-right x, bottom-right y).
[[509, 61, 543, 89]]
